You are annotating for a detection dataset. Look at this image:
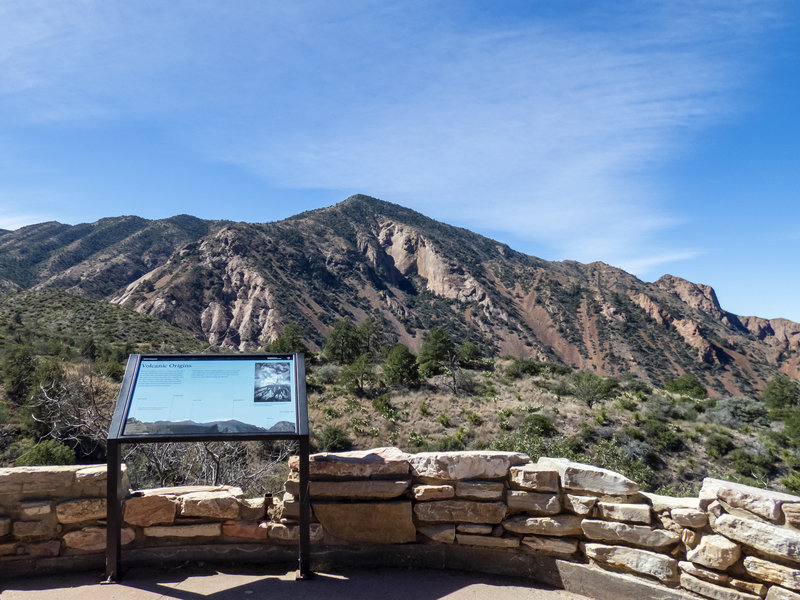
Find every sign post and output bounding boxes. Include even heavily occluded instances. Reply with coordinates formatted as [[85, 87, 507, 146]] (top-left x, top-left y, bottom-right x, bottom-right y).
[[105, 353, 311, 582]]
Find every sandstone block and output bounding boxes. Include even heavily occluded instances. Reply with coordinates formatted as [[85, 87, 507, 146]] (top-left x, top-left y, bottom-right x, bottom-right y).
[[743, 556, 800, 591], [1, 466, 76, 496], [239, 497, 266, 521], [701, 478, 798, 522], [581, 519, 680, 549], [56, 498, 106, 524], [584, 542, 678, 584], [0, 542, 20, 556], [767, 587, 800, 600], [509, 464, 560, 492], [74, 465, 108, 483], [455, 481, 505, 501], [457, 523, 493, 534], [521, 535, 579, 555], [281, 493, 300, 520], [456, 533, 520, 548], [290, 447, 410, 478], [124, 494, 178, 526], [222, 521, 269, 540], [680, 573, 761, 600], [683, 528, 701, 549], [729, 579, 767, 597], [672, 508, 708, 528], [12, 520, 57, 539], [25, 540, 61, 557], [506, 491, 561, 515], [564, 494, 597, 516], [687, 534, 741, 570], [679, 560, 731, 585], [409, 451, 528, 481], [143, 523, 222, 538], [418, 524, 456, 543], [784, 504, 800, 529], [503, 514, 583, 536], [642, 492, 700, 513], [20, 500, 52, 518], [412, 484, 454, 501], [713, 514, 800, 563], [266, 522, 323, 543], [0, 516, 10, 536], [179, 489, 242, 519], [314, 501, 416, 543], [597, 502, 651, 524], [63, 527, 134, 551], [537, 457, 639, 495], [309, 479, 411, 499], [413, 500, 506, 524]]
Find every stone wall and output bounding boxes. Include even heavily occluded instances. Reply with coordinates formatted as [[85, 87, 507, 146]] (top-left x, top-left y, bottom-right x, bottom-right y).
[[4, 450, 800, 600]]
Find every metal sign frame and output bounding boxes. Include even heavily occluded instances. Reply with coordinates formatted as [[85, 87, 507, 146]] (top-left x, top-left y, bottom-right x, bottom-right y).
[[105, 353, 311, 582]]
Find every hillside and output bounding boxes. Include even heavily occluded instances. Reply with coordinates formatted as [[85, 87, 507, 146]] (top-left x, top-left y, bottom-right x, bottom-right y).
[[0, 195, 798, 396]]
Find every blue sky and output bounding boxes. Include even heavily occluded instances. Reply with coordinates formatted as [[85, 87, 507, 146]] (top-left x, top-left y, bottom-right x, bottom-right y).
[[1, 1, 798, 321]]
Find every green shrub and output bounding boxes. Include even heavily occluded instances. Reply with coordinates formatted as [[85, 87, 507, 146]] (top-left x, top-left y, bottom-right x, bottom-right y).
[[664, 373, 707, 398], [704, 397, 769, 429], [706, 431, 734, 459], [729, 448, 772, 479], [317, 425, 352, 452], [761, 374, 800, 409], [14, 440, 75, 466]]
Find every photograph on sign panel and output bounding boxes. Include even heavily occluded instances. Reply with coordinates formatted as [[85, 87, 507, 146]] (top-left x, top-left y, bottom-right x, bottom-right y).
[[254, 361, 292, 402]]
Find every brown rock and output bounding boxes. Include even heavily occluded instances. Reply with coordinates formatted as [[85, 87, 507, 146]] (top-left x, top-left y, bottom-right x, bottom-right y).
[[266, 522, 323, 543], [502, 515, 583, 536], [701, 478, 798, 522], [412, 484, 455, 501], [713, 514, 800, 563], [784, 504, 800, 529], [537, 457, 639, 495], [521, 535, 579, 555], [455, 481, 505, 501], [124, 494, 178, 526], [20, 500, 52, 518], [408, 451, 529, 481], [239, 497, 266, 521], [179, 489, 241, 519], [767, 588, 800, 600], [457, 523, 493, 534], [671, 508, 708, 528], [509, 465, 560, 492], [585, 543, 679, 584], [596, 502, 651, 524], [63, 527, 135, 551], [418, 524, 456, 543], [12, 520, 57, 539], [0, 542, 20, 556], [56, 498, 106, 524], [456, 534, 520, 548], [506, 491, 561, 515], [0, 516, 11, 536], [680, 573, 761, 600], [679, 560, 730, 585], [25, 540, 61, 557], [314, 501, 416, 543], [581, 519, 680, 549], [143, 523, 222, 538], [413, 500, 507, 524], [289, 447, 410, 478], [686, 534, 741, 570], [729, 579, 767, 597], [564, 494, 597, 516], [743, 556, 800, 591], [310, 479, 411, 499], [682, 528, 701, 549], [222, 521, 268, 540]]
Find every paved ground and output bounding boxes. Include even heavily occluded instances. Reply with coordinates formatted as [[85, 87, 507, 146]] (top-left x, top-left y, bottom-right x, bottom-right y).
[[1, 565, 588, 599]]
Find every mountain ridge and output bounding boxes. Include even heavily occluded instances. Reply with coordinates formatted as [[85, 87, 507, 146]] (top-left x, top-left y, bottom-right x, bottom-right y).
[[0, 195, 797, 395]]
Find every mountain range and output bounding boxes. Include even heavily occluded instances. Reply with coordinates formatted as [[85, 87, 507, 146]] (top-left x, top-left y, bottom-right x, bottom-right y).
[[1, 195, 797, 396]]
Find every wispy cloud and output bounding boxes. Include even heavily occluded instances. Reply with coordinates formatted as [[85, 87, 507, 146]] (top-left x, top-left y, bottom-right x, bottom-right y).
[[0, 1, 788, 276]]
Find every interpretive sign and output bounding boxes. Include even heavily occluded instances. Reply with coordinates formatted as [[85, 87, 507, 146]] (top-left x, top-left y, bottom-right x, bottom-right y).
[[106, 353, 311, 582]]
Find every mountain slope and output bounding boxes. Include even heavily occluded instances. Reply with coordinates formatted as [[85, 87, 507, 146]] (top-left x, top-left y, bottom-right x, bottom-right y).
[[1, 195, 797, 395]]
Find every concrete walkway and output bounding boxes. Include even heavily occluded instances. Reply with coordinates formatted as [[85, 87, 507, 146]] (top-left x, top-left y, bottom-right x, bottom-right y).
[[1, 565, 588, 599]]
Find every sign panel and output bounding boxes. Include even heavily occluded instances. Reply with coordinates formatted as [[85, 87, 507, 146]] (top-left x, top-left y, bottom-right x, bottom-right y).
[[119, 355, 300, 437]]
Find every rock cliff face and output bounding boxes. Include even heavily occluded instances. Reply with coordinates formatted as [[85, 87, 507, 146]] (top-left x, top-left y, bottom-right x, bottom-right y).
[[0, 195, 797, 394]]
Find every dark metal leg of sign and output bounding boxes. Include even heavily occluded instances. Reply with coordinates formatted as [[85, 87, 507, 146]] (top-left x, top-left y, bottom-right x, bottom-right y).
[[105, 440, 122, 583], [296, 435, 313, 580]]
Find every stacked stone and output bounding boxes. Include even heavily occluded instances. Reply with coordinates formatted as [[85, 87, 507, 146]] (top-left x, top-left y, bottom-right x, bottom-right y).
[[0, 465, 128, 560], [123, 484, 273, 544], [674, 478, 800, 600], [286, 447, 415, 543], [411, 450, 529, 547]]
